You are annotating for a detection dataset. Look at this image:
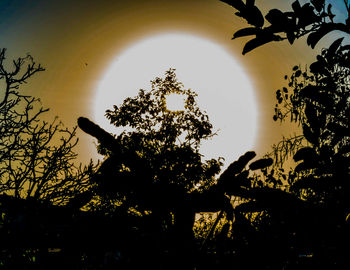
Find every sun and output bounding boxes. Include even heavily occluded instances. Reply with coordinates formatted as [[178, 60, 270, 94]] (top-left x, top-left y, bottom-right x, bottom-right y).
[[165, 93, 186, 112], [93, 33, 258, 166]]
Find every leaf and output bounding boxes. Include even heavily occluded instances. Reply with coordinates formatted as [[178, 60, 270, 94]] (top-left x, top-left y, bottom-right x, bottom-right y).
[[311, 54, 329, 76], [297, 3, 320, 28], [221, 151, 256, 178], [327, 37, 344, 57], [249, 158, 273, 170], [309, 61, 324, 74], [245, 6, 265, 28], [293, 147, 317, 162], [327, 4, 335, 20], [287, 31, 296, 44], [232, 27, 260, 39], [78, 117, 116, 147], [265, 9, 286, 26], [307, 23, 348, 48], [242, 34, 282, 54]]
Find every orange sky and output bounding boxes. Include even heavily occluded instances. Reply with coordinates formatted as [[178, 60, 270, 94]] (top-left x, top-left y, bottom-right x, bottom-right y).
[[1, 0, 332, 165]]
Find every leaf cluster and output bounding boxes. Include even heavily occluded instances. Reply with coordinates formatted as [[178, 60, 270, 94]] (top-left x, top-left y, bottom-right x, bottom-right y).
[[105, 69, 214, 150], [222, 0, 350, 54], [274, 37, 350, 166]]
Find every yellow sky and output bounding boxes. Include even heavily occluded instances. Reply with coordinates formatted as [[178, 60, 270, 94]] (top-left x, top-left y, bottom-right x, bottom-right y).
[[2, 0, 323, 165]]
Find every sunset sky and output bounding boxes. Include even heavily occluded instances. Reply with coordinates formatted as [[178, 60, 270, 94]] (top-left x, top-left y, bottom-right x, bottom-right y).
[[1, 0, 347, 167]]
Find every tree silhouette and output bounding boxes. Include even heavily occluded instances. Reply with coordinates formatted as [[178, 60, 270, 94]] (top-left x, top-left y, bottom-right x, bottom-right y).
[[225, 0, 350, 212], [79, 69, 222, 207], [274, 38, 350, 180], [0, 49, 99, 268], [78, 69, 224, 269], [219, 0, 350, 268], [0, 48, 94, 205], [78, 91, 278, 269], [2, 1, 349, 267]]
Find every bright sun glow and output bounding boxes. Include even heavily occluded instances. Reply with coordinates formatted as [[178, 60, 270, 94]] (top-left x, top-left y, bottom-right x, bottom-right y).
[[166, 93, 185, 112], [93, 33, 258, 166]]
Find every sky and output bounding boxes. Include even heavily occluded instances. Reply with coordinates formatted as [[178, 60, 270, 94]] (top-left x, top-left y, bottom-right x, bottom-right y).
[[0, 0, 347, 166]]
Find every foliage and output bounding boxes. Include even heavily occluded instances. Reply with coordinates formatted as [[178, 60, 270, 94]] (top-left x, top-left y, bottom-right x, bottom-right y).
[[0, 48, 95, 206], [274, 38, 350, 150], [193, 212, 218, 240], [106, 68, 215, 150], [272, 37, 350, 207], [215, 1, 350, 268], [221, 0, 350, 54], [79, 69, 223, 212], [222, 0, 350, 198], [3, 1, 350, 267], [0, 49, 102, 268]]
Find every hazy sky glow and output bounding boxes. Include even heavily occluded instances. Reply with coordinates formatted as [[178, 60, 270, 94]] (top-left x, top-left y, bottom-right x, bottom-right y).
[[94, 33, 257, 164], [1, 0, 346, 164]]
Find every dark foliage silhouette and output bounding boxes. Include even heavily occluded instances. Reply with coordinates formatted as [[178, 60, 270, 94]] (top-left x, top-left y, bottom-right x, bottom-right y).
[[78, 116, 278, 269], [78, 69, 229, 269], [0, 49, 94, 204], [2, 1, 350, 268], [0, 49, 98, 267], [219, 0, 350, 269], [221, 0, 350, 54]]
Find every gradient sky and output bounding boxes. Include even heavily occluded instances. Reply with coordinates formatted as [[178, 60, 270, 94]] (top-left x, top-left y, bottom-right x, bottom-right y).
[[0, 0, 347, 165]]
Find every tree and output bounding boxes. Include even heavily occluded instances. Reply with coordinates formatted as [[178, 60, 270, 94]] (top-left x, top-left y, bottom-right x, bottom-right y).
[[78, 68, 290, 268], [215, 1, 350, 268], [274, 39, 350, 187], [0, 48, 103, 268], [78, 69, 223, 269], [222, 0, 350, 208], [197, 0, 350, 269], [79, 69, 222, 209], [0, 48, 94, 206]]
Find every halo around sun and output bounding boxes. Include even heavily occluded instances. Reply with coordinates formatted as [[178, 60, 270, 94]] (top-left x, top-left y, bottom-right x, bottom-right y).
[[93, 33, 258, 166]]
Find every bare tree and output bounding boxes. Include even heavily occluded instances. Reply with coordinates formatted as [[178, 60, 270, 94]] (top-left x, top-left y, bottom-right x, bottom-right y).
[[0, 48, 95, 206]]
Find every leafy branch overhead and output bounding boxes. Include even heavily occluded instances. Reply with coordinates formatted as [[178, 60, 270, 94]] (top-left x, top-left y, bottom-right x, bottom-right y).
[[221, 0, 350, 54], [273, 36, 350, 199]]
